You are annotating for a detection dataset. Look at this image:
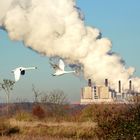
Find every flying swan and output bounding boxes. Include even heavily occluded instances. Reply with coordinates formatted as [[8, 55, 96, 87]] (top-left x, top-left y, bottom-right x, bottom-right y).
[[12, 66, 37, 82], [50, 59, 75, 76]]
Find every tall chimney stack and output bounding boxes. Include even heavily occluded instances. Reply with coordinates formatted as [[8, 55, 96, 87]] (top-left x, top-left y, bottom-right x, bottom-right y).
[[129, 80, 132, 91], [118, 80, 121, 93], [105, 79, 108, 87], [88, 79, 92, 87]]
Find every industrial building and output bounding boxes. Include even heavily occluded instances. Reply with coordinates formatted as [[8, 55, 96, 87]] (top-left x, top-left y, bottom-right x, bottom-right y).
[[80, 79, 140, 104]]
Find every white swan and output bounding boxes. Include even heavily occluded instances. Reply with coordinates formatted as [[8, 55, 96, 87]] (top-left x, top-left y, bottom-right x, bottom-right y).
[[12, 66, 37, 82], [50, 59, 75, 76]]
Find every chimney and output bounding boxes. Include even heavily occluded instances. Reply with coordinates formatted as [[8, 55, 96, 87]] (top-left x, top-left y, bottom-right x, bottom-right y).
[[105, 79, 108, 87], [88, 79, 92, 87], [118, 80, 121, 93], [129, 80, 132, 91]]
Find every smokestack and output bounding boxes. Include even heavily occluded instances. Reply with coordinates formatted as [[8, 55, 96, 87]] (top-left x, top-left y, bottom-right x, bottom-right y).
[[105, 79, 108, 87], [88, 79, 92, 87], [118, 80, 121, 93], [129, 80, 132, 91]]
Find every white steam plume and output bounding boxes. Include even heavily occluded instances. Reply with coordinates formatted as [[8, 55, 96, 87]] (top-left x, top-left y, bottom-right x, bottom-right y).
[[0, 0, 140, 92]]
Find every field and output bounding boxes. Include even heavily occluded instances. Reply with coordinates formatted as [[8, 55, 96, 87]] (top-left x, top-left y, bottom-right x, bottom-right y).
[[0, 102, 140, 140]]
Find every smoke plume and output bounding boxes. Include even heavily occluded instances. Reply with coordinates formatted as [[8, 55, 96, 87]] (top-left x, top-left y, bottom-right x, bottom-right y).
[[0, 0, 140, 92]]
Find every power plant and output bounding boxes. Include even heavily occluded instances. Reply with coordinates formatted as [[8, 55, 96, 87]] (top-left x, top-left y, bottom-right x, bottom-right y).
[[81, 79, 140, 104]]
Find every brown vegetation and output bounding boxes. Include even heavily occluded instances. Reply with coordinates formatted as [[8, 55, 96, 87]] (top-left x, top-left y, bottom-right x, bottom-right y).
[[0, 103, 140, 140], [32, 105, 46, 119], [0, 88, 140, 139]]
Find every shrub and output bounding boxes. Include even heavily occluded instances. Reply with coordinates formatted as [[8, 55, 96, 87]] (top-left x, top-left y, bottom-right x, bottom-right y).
[[94, 104, 140, 140], [79, 103, 140, 139], [80, 105, 95, 121], [32, 105, 45, 119]]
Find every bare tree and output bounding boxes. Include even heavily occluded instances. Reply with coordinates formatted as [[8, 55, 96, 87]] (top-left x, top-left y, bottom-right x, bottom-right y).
[[0, 79, 15, 114], [41, 89, 69, 116], [32, 84, 42, 103], [41, 89, 68, 104]]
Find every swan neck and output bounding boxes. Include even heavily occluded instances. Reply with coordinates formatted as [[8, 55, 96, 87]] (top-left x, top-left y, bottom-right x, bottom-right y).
[[64, 71, 75, 73]]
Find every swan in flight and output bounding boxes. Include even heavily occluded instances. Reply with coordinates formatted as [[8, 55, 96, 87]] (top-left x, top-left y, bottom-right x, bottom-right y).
[[12, 66, 37, 82], [50, 59, 75, 76]]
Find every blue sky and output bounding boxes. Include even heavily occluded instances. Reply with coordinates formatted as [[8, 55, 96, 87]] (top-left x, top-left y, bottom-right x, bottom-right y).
[[0, 0, 140, 103]]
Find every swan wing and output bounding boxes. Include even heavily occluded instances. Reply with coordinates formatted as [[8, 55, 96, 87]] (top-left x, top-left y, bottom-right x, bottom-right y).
[[14, 69, 21, 82], [59, 59, 65, 71]]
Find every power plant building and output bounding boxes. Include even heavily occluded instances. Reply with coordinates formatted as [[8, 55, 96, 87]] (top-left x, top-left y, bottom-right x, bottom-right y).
[[81, 79, 113, 104], [81, 86, 92, 99], [80, 79, 140, 104]]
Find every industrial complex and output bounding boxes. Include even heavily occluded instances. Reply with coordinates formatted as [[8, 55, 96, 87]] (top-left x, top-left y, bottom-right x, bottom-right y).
[[81, 79, 140, 104]]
